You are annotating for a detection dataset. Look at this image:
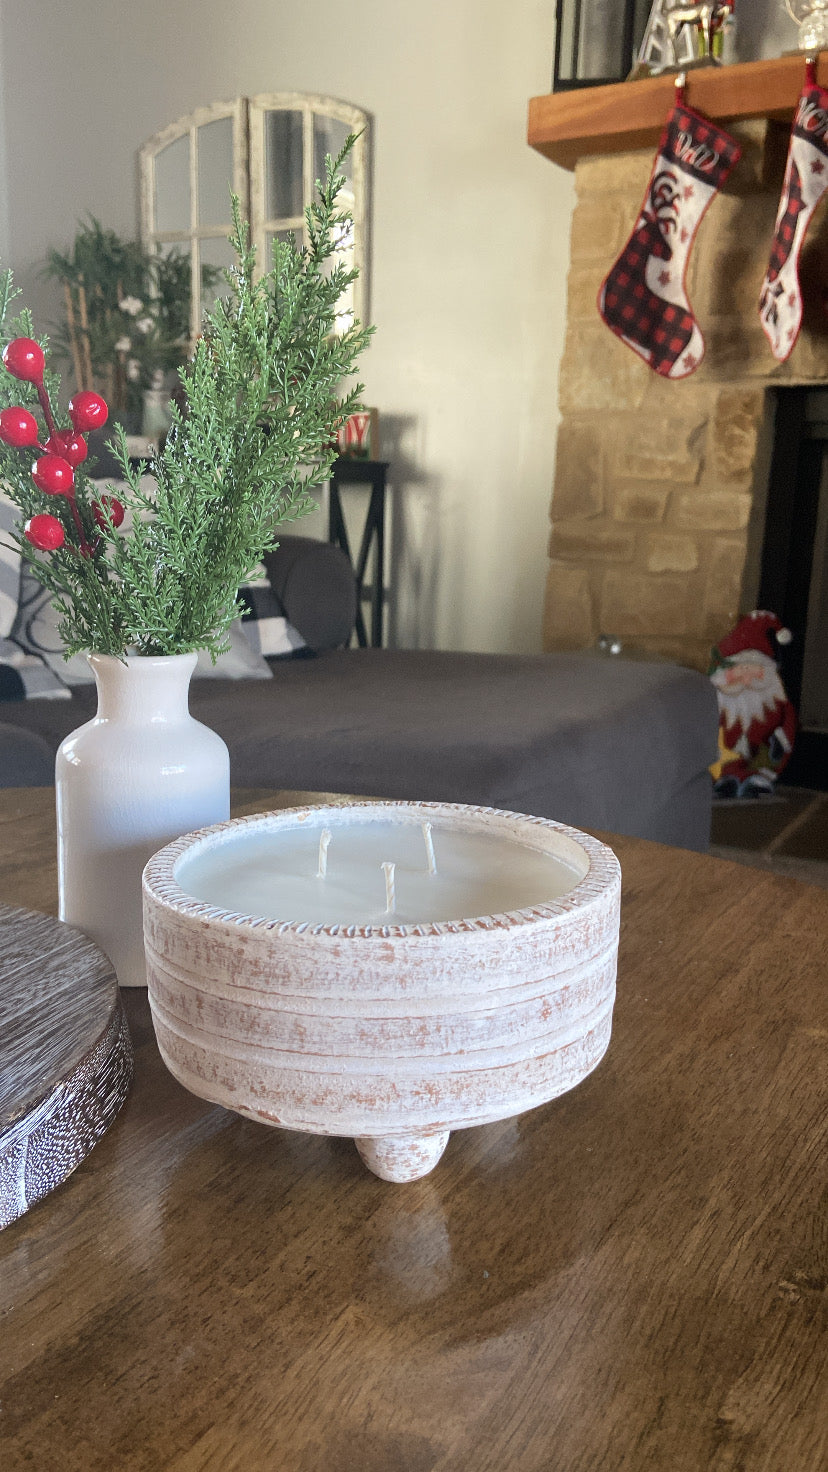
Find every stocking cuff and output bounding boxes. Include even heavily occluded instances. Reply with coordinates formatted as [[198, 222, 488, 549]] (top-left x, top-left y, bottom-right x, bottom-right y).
[[660, 104, 742, 192], [791, 84, 828, 158]]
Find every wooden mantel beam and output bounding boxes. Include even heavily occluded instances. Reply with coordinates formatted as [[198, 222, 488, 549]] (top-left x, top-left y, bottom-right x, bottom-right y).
[[528, 52, 828, 169]]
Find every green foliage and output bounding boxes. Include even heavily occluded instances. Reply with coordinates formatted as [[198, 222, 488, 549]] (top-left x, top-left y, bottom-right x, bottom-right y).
[[0, 140, 373, 659], [43, 215, 219, 415]]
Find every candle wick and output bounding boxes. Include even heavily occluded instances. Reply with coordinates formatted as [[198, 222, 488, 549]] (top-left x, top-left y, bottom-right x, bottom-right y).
[[381, 861, 396, 914], [422, 821, 437, 876], [317, 828, 331, 879]]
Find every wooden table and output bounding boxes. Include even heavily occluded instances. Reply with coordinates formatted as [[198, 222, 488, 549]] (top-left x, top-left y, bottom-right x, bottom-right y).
[[1, 788, 826, 1471]]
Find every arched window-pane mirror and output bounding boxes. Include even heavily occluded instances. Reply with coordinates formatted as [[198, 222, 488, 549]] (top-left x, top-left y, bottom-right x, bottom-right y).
[[249, 93, 369, 333], [140, 94, 370, 345], [139, 99, 249, 344]]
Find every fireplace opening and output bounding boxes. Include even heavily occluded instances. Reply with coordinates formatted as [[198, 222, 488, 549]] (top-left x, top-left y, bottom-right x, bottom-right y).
[[759, 387, 828, 791]]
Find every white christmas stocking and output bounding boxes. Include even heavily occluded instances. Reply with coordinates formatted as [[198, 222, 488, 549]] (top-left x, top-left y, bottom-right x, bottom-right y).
[[598, 101, 741, 378], [759, 67, 828, 361]]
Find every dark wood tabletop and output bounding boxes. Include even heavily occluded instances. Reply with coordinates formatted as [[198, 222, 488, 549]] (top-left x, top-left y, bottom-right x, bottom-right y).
[[1, 787, 827, 1472]]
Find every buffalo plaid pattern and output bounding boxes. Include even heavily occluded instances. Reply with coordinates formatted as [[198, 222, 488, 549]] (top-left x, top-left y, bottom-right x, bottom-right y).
[[598, 104, 741, 379], [600, 219, 695, 377], [760, 82, 828, 362], [237, 576, 307, 658], [764, 161, 805, 284]]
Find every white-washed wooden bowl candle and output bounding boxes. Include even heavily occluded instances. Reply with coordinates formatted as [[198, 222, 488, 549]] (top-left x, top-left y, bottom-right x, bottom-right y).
[[142, 801, 621, 1182]]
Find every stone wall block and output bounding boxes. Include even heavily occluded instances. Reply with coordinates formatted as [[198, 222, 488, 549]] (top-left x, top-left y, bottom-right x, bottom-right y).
[[674, 490, 752, 531], [696, 245, 767, 321], [785, 323, 828, 384], [638, 374, 715, 417], [566, 265, 605, 321], [559, 326, 647, 415], [701, 320, 778, 380], [570, 199, 627, 263], [542, 562, 596, 650], [690, 195, 779, 321], [760, 120, 795, 190], [599, 571, 693, 639], [551, 421, 603, 519], [613, 416, 704, 484], [550, 522, 635, 561], [710, 388, 764, 482], [725, 121, 778, 194], [575, 150, 653, 198], [646, 533, 699, 574], [615, 447, 699, 483], [702, 536, 749, 642], [618, 197, 645, 237], [612, 485, 670, 523]]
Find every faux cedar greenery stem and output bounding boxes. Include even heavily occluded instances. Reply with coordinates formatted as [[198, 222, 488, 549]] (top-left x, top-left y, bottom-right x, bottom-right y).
[[0, 138, 372, 659]]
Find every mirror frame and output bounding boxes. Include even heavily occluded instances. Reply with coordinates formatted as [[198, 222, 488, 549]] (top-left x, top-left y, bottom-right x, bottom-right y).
[[139, 93, 371, 345]]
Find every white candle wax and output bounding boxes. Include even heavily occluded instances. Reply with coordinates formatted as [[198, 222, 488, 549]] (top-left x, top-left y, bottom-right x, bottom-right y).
[[174, 813, 588, 927]]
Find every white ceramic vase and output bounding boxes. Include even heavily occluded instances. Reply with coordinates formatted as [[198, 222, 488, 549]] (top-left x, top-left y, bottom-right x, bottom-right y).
[[56, 652, 230, 988]]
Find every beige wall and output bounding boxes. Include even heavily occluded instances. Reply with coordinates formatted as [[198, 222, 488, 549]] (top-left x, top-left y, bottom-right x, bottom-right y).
[[0, 0, 574, 655]]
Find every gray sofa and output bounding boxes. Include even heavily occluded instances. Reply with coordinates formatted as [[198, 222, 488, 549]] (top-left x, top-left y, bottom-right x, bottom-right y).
[[0, 536, 719, 850]]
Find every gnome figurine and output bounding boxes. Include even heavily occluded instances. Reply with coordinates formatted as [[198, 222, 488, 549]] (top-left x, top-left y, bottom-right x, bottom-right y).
[[709, 611, 797, 798]]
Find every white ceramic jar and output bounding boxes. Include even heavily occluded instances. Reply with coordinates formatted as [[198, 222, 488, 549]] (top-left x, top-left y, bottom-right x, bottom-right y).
[[57, 652, 230, 988]]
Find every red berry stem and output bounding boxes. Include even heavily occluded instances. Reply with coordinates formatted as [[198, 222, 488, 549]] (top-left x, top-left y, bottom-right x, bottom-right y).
[[60, 495, 91, 556], [36, 381, 58, 439]]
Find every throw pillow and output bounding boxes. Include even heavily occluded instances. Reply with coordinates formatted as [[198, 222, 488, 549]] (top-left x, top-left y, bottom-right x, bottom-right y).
[[193, 619, 272, 680], [12, 568, 98, 685], [238, 575, 307, 659], [0, 635, 71, 701], [0, 487, 22, 638], [12, 568, 274, 683]]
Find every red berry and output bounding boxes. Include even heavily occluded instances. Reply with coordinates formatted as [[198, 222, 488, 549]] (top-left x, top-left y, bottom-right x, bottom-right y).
[[46, 430, 88, 466], [2, 337, 45, 383], [0, 406, 40, 447], [24, 513, 64, 551], [32, 453, 75, 497], [93, 495, 125, 530], [68, 390, 108, 432]]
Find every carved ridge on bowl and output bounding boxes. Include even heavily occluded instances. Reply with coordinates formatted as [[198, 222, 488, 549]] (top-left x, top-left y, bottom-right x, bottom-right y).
[[145, 963, 617, 1069], [143, 930, 619, 1012], [148, 1004, 615, 1137]]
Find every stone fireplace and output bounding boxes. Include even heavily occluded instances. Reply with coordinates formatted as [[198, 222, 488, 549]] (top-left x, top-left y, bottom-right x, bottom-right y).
[[541, 116, 828, 673]]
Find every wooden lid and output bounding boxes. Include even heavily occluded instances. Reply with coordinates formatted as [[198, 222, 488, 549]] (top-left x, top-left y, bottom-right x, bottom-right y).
[[0, 903, 133, 1228]]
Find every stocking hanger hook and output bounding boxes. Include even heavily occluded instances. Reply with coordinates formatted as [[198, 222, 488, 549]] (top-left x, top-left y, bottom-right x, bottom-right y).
[[675, 70, 687, 106]]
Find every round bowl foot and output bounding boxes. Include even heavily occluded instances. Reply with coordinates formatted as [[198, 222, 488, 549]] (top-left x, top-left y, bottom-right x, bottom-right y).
[[354, 1129, 450, 1182]]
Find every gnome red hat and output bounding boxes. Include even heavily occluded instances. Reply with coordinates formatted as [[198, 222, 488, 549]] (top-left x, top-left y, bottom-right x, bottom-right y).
[[715, 610, 792, 664]]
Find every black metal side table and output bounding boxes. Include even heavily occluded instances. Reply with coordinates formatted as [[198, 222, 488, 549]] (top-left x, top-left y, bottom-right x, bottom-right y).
[[328, 458, 390, 647]]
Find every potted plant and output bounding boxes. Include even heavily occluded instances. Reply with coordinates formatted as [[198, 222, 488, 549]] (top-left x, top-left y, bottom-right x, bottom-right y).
[[0, 142, 372, 986], [43, 216, 214, 436]]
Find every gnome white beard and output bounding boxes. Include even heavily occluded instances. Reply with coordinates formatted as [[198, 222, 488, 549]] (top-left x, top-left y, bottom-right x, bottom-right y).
[[711, 658, 787, 757]]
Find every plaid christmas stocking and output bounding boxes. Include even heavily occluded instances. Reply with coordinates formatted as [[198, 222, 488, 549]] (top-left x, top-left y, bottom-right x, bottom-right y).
[[598, 102, 741, 378], [759, 66, 828, 361]]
